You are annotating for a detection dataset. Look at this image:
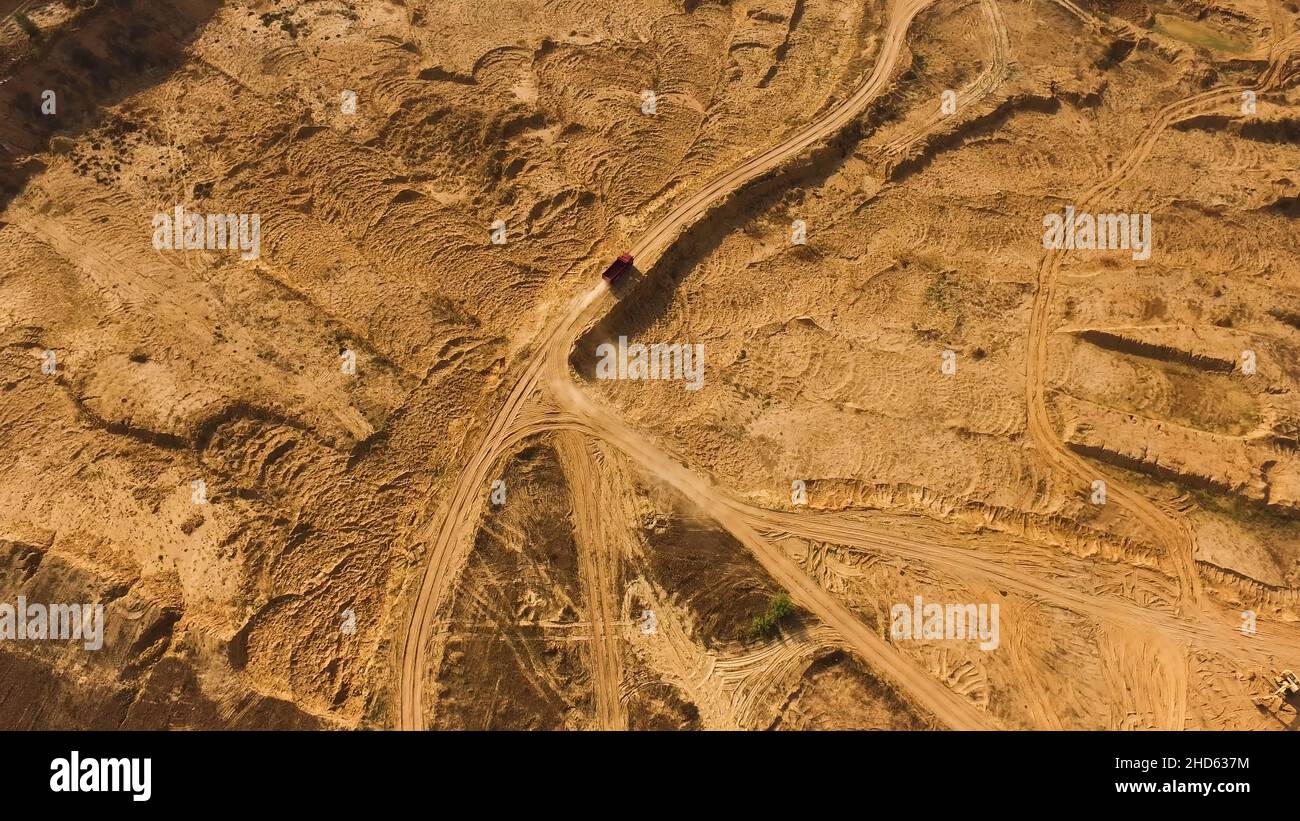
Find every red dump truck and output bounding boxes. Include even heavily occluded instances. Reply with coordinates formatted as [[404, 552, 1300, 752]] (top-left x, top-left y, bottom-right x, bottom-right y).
[[602, 253, 634, 283]]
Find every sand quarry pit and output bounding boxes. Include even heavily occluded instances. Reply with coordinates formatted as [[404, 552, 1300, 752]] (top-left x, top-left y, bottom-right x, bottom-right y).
[[0, 0, 1298, 731]]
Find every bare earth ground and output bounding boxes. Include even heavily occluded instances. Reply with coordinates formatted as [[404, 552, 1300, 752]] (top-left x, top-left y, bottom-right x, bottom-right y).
[[0, 0, 1298, 729]]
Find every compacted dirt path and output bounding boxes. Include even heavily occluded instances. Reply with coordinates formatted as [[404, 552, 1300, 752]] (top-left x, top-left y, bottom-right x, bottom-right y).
[[555, 431, 628, 730], [400, 1, 1300, 731], [399, 0, 939, 730]]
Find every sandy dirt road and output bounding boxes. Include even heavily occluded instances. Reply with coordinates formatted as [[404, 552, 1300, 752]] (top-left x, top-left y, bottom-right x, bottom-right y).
[[750, 509, 1300, 661], [399, 0, 940, 730], [879, 0, 1009, 163], [548, 375, 1002, 729], [555, 431, 628, 730], [545, 380, 1300, 726], [400, 0, 1300, 731], [1024, 86, 1251, 617], [627, 0, 936, 263], [1020, 29, 1300, 626]]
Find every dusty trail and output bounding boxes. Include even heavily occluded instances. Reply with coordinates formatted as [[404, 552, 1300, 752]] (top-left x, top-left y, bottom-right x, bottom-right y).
[[555, 431, 628, 730], [1016, 78, 1300, 717], [550, 374, 1300, 723], [1010, 67, 1300, 725], [621, 577, 742, 728], [398, 283, 604, 729], [879, 0, 1010, 162], [1024, 87, 1250, 616], [549, 376, 1000, 729], [746, 508, 1300, 661], [628, 0, 937, 263], [711, 624, 847, 728], [400, 1, 1300, 731], [399, 0, 942, 730], [1260, 28, 1300, 87], [1020, 37, 1300, 621]]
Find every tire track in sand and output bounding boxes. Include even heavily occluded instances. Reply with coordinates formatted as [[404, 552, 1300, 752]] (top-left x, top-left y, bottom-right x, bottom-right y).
[[548, 375, 1000, 730], [555, 431, 628, 730], [400, 0, 940, 730]]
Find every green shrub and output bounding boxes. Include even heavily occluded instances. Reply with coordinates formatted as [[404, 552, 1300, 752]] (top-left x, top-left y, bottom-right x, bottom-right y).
[[745, 593, 794, 640]]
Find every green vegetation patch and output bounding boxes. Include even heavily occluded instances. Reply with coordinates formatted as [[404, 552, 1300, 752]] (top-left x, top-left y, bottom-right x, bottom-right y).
[[745, 593, 794, 640]]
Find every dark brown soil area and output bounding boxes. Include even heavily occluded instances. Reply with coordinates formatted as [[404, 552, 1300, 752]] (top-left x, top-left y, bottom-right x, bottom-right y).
[[772, 649, 936, 730], [637, 484, 785, 649], [430, 439, 595, 729]]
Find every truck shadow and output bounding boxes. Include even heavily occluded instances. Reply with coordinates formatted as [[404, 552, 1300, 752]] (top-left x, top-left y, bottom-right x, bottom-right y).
[[571, 119, 871, 380], [604, 266, 642, 300]]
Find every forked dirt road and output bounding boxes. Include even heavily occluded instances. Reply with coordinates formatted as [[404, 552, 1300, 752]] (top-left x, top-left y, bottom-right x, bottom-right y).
[[880, 0, 1009, 164], [399, 0, 938, 730], [399, 1, 1300, 731], [545, 370, 1300, 728], [547, 376, 1001, 729], [1022, 33, 1300, 621]]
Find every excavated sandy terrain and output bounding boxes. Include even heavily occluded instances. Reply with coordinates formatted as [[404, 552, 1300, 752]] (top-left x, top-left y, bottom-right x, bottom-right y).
[[0, 0, 1298, 729]]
